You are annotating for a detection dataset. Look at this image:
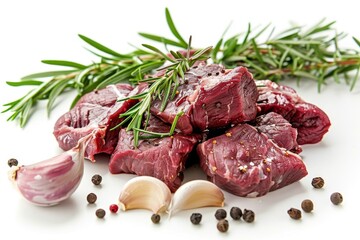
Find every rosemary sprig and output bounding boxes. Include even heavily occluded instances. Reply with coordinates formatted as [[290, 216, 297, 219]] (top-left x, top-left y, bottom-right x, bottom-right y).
[[114, 37, 211, 146], [142, 17, 360, 92], [2, 37, 164, 127]]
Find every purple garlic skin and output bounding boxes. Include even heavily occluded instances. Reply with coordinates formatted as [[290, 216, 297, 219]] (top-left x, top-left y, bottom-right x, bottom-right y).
[[10, 134, 91, 206]]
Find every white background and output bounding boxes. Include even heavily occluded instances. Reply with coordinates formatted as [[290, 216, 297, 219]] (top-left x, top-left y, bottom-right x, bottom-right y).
[[1, 0, 359, 239]]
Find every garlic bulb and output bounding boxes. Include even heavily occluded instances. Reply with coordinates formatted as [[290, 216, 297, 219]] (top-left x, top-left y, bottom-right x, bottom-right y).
[[9, 134, 92, 206], [118, 176, 172, 213], [168, 180, 225, 216]]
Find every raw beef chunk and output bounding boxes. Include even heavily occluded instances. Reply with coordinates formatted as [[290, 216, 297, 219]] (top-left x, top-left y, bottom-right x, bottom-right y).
[[109, 115, 200, 192], [197, 124, 308, 197], [256, 80, 331, 144], [151, 63, 258, 134], [53, 84, 144, 160], [253, 112, 302, 153]]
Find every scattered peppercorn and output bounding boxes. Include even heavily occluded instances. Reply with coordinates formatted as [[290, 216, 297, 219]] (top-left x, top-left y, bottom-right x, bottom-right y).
[[151, 213, 161, 224], [109, 204, 119, 213], [7, 158, 18, 167], [95, 208, 106, 218], [330, 192, 343, 205], [311, 177, 325, 189], [215, 209, 227, 220], [230, 207, 242, 220], [217, 219, 229, 233], [91, 174, 102, 185], [287, 208, 301, 220], [301, 199, 314, 213], [190, 213, 202, 225], [242, 209, 255, 223], [86, 193, 97, 204]]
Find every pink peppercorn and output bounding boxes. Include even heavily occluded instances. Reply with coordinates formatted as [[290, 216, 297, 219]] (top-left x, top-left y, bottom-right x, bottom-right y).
[[109, 204, 119, 213]]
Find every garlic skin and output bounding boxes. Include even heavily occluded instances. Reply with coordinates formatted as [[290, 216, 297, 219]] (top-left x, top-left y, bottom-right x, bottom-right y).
[[9, 134, 91, 206], [168, 180, 225, 215], [118, 176, 172, 213]]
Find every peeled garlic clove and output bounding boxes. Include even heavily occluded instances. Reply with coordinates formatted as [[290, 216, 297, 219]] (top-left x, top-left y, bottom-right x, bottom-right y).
[[9, 134, 92, 206], [168, 180, 225, 216], [118, 176, 172, 214]]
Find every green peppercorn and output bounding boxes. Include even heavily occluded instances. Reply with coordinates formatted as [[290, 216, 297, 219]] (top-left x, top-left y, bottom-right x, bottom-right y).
[[92, 174, 102, 185], [242, 209, 255, 223], [287, 208, 301, 220], [7, 158, 18, 167], [151, 213, 161, 224], [95, 208, 106, 218], [217, 219, 229, 233], [301, 199, 314, 213], [230, 207, 242, 220], [215, 209, 227, 220], [330, 192, 343, 205], [311, 177, 325, 189], [190, 213, 202, 225], [87, 193, 97, 204]]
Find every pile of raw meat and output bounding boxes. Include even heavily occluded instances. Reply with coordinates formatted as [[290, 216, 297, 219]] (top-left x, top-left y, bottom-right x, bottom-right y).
[[53, 63, 331, 197]]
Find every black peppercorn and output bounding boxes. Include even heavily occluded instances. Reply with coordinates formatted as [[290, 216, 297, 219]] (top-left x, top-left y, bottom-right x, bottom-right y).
[[151, 213, 161, 224], [87, 193, 97, 204], [190, 213, 202, 225], [215, 209, 227, 220], [301, 199, 314, 213], [230, 207, 242, 220], [7, 158, 18, 167], [330, 192, 343, 205], [311, 177, 324, 189], [95, 208, 106, 218], [217, 219, 229, 233], [287, 208, 301, 220], [92, 174, 102, 185], [242, 209, 255, 223]]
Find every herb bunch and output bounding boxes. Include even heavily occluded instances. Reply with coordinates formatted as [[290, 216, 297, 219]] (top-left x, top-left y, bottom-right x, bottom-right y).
[[2, 8, 360, 129]]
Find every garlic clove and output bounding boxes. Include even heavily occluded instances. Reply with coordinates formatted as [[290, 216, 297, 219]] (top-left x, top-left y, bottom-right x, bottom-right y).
[[118, 176, 172, 214], [168, 180, 225, 216], [9, 134, 92, 206]]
